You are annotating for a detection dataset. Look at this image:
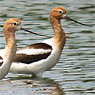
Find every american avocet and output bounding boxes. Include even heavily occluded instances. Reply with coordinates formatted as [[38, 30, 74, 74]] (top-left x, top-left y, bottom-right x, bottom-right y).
[[9, 7, 94, 77], [0, 18, 35, 79]]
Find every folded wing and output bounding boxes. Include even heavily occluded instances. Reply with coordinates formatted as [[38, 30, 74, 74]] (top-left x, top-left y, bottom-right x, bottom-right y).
[[14, 43, 52, 64]]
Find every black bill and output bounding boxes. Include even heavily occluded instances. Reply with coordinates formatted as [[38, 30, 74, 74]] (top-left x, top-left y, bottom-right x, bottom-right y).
[[20, 27, 50, 37], [63, 15, 94, 27]]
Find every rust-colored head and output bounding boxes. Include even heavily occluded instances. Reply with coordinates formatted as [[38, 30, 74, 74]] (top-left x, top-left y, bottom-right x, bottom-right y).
[[50, 7, 67, 20], [50, 7, 94, 27], [3, 18, 21, 33]]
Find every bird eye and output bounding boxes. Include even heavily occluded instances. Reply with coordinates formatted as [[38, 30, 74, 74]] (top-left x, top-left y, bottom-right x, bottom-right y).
[[13, 23, 17, 26], [11, 22, 18, 26], [58, 10, 63, 14]]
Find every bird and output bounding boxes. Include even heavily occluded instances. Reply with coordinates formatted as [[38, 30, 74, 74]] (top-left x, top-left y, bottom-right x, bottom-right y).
[[0, 18, 34, 80], [9, 7, 93, 78]]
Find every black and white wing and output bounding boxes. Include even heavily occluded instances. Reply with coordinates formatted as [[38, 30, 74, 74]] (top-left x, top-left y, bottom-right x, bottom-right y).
[[14, 43, 52, 64], [0, 49, 3, 66]]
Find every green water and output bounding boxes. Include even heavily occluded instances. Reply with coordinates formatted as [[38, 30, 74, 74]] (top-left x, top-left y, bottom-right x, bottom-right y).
[[0, 0, 95, 95]]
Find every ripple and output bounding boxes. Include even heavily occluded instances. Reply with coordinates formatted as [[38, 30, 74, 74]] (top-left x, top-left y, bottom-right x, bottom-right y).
[[0, 0, 95, 95]]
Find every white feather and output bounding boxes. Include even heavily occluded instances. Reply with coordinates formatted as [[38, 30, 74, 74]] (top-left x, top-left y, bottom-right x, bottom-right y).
[[17, 48, 51, 55], [0, 60, 3, 63], [9, 39, 61, 77]]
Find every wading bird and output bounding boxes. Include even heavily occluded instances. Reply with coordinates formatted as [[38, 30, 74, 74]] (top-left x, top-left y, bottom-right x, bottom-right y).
[[0, 18, 34, 79], [9, 7, 93, 77]]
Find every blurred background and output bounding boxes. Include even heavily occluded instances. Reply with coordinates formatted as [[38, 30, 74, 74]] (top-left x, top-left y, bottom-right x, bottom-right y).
[[0, 0, 95, 95]]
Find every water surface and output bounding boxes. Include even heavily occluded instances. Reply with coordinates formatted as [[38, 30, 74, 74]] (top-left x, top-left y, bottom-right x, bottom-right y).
[[0, 0, 95, 95]]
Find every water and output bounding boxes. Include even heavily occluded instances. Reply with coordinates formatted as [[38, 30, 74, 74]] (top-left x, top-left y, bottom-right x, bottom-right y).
[[0, 0, 95, 95]]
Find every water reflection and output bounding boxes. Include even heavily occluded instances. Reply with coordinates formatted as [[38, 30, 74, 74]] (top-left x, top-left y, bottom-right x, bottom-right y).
[[0, 0, 95, 95], [0, 76, 64, 95]]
